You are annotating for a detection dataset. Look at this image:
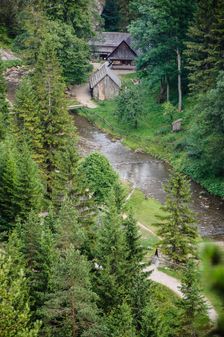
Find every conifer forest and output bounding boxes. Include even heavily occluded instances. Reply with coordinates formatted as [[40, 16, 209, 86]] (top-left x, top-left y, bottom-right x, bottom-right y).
[[0, 1, 224, 337]]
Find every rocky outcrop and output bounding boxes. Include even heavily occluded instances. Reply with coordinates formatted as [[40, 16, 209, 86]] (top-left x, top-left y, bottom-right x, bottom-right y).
[[0, 49, 20, 61], [95, 0, 105, 15]]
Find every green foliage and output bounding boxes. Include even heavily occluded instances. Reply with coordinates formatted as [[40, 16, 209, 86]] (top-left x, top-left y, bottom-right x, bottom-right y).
[[102, 0, 134, 31], [42, 0, 96, 39], [186, 72, 224, 179], [155, 171, 198, 265], [105, 302, 137, 337], [78, 152, 122, 206], [162, 102, 177, 124], [102, 0, 120, 31], [186, 0, 224, 93], [14, 8, 92, 84], [203, 245, 224, 337], [178, 259, 208, 337], [0, 231, 40, 337], [13, 78, 43, 164], [130, 0, 195, 105], [0, 138, 43, 232], [18, 212, 54, 318], [43, 246, 100, 337], [94, 198, 128, 313], [116, 84, 144, 128], [33, 37, 77, 191]]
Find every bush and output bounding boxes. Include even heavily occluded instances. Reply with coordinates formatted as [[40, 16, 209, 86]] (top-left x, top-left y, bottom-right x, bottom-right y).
[[78, 152, 123, 207]]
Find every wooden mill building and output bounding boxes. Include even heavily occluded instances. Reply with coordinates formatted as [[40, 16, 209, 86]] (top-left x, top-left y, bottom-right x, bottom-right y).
[[107, 40, 137, 70], [89, 32, 132, 59], [89, 63, 121, 101]]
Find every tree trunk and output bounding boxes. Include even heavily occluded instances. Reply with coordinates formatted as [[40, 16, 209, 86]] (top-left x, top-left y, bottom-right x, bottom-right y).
[[165, 75, 170, 102], [176, 48, 182, 112]]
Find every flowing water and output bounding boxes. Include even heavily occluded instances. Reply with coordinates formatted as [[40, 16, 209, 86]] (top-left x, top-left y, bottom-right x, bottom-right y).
[[74, 114, 224, 240]]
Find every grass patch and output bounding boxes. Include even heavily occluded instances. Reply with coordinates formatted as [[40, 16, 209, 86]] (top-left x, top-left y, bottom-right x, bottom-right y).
[[127, 189, 163, 234], [2, 59, 23, 70]]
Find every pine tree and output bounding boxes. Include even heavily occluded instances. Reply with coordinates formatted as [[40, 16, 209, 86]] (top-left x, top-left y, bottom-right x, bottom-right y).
[[19, 212, 55, 318], [122, 212, 151, 329], [123, 212, 146, 278], [94, 197, 128, 313], [208, 0, 224, 82], [43, 247, 100, 337], [155, 171, 198, 265], [178, 259, 208, 337], [33, 36, 77, 192], [0, 139, 44, 232], [55, 198, 85, 251], [0, 231, 40, 337], [105, 302, 137, 337], [51, 138, 79, 205], [13, 78, 43, 164], [186, 0, 218, 92], [0, 137, 20, 231], [17, 143, 44, 221], [0, 59, 8, 139]]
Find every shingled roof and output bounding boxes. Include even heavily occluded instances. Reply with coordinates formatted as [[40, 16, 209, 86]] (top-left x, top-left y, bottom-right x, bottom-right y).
[[107, 40, 137, 61], [89, 62, 121, 89], [89, 32, 132, 55]]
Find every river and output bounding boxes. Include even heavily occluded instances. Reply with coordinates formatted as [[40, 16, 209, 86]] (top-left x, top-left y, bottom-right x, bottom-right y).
[[74, 114, 224, 240]]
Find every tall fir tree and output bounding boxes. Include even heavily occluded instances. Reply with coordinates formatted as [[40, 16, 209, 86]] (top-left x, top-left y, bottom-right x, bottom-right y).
[[186, 0, 219, 92], [155, 171, 198, 265], [43, 246, 101, 337], [13, 78, 43, 165], [105, 302, 137, 337], [17, 143, 44, 220], [0, 137, 20, 231], [0, 231, 40, 337], [178, 259, 208, 337], [33, 36, 77, 193], [0, 138, 44, 232], [18, 212, 55, 319], [94, 196, 128, 314]]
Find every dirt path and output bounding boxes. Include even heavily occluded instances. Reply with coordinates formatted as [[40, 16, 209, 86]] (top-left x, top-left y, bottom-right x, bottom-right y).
[[71, 83, 97, 109], [146, 264, 218, 322]]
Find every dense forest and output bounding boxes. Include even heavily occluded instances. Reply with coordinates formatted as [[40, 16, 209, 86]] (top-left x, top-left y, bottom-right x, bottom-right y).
[[0, 1, 224, 337]]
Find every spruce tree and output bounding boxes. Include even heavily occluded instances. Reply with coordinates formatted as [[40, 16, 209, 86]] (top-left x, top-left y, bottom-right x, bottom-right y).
[[43, 247, 100, 336], [13, 78, 43, 164], [186, 0, 224, 92], [0, 137, 20, 231], [33, 36, 77, 192], [94, 196, 128, 313], [178, 259, 208, 337], [155, 171, 198, 265], [105, 302, 137, 337], [0, 231, 40, 337], [19, 212, 55, 319], [17, 143, 44, 221]]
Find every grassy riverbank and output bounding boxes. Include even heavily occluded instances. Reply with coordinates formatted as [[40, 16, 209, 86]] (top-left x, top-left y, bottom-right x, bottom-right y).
[[79, 76, 224, 198]]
